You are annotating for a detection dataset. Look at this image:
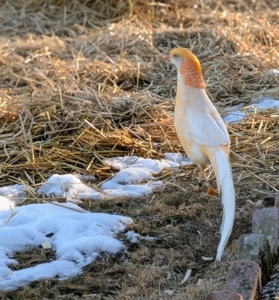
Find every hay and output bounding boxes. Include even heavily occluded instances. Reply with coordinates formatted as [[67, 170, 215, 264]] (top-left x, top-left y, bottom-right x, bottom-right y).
[[0, 0, 279, 298]]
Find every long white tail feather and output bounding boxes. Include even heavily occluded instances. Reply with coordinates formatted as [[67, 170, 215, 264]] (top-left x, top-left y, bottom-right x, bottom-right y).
[[204, 147, 235, 261]]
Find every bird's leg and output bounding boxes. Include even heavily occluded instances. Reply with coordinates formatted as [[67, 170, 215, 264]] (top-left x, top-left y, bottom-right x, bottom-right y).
[[190, 165, 219, 195], [190, 165, 207, 191], [202, 167, 219, 196]]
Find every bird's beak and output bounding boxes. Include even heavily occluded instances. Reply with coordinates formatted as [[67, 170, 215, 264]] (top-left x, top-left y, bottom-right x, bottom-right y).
[[164, 53, 170, 61]]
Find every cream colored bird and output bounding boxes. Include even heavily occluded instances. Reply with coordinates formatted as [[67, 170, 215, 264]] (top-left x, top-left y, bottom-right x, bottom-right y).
[[166, 47, 235, 261]]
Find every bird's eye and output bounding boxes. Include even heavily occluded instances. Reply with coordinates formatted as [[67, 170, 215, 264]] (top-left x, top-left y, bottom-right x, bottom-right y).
[[173, 54, 179, 58]]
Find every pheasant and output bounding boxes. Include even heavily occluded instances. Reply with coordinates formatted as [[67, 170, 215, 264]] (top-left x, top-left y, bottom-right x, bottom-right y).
[[166, 47, 235, 260]]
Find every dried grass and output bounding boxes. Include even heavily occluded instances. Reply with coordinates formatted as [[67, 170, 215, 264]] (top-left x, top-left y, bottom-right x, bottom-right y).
[[0, 0, 279, 299]]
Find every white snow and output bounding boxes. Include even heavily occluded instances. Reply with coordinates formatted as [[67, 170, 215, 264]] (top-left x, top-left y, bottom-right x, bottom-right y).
[[251, 97, 279, 110], [101, 155, 192, 197], [103, 183, 153, 197], [0, 184, 27, 203], [267, 69, 279, 75], [38, 174, 104, 202], [0, 201, 132, 291], [164, 153, 193, 166], [0, 196, 15, 211], [102, 167, 153, 188], [103, 156, 177, 172], [222, 109, 246, 123], [223, 97, 279, 123], [36, 154, 192, 201], [0, 153, 194, 291], [32, 155, 193, 201], [125, 230, 156, 243]]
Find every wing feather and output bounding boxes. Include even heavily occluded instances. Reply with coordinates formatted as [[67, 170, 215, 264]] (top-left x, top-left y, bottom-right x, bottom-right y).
[[181, 111, 230, 147]]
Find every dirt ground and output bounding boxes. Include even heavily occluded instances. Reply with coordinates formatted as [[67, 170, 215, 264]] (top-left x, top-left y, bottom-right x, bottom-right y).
[[1, 175, 275, 299], [0, 0, 279, 299]]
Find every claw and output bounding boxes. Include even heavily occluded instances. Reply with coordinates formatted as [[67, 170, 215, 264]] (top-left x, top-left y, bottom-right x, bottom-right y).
[[207, 186, 219, 196], [190, 182, 202, 192]]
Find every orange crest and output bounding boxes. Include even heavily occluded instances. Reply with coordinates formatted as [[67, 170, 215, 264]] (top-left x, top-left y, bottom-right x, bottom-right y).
[[170, 47, 202, 74], [170, 47, 206, 89]]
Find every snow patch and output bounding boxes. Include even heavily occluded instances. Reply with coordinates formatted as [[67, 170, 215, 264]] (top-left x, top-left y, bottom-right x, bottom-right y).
[[223, 97, 279, 123], [37, 174, 104, 202], [0, 202, 132, 291]]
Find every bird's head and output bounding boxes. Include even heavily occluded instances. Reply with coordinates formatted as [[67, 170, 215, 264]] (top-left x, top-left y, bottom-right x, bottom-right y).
[[165, 47, 205, 89], [166, 47, 202, 74]]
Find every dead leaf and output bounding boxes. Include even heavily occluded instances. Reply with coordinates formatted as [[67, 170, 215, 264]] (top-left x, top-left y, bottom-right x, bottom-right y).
[[180, 269, 191, 285], [179, 202, 186, 210], [164, 290, 174, 296], [167, 271, 171, 280], [201, 256, 213, 261]]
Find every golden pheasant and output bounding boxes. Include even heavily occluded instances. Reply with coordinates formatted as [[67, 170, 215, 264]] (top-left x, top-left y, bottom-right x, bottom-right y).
[[166, 47, 235, 261]]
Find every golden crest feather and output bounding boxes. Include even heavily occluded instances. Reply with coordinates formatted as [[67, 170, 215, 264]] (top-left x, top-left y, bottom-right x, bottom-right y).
[[170, 47, 202, 75]]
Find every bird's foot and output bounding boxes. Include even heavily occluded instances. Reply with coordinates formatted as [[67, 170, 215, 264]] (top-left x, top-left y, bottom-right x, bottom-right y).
[[207, 185, 219, 196], [190, 182, 203, 192]]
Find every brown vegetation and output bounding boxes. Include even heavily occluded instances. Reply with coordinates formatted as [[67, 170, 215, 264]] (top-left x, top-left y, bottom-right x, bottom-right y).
[[0, 0, 279, 299]]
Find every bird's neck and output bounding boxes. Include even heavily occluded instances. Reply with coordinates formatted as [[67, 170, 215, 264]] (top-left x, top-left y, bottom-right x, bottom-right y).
[[178, 58, 206, 89], [175, 74, 208, 110]]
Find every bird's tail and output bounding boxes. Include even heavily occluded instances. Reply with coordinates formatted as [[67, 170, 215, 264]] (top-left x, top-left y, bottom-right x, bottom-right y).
[[204, 146, 235, 261]]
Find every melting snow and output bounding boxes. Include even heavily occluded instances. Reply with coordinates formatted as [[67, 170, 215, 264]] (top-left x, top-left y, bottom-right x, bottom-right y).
[[0, 202, 132, 291], [0, 184, 27, 203], [0, 153, 193, 290], [38, 174, 104, 202], [223, 97, 279, 123]]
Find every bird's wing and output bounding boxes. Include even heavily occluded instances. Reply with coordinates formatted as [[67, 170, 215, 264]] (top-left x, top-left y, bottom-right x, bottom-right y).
[[210, 110, 231, 145], [183, 111, 230, 147]]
